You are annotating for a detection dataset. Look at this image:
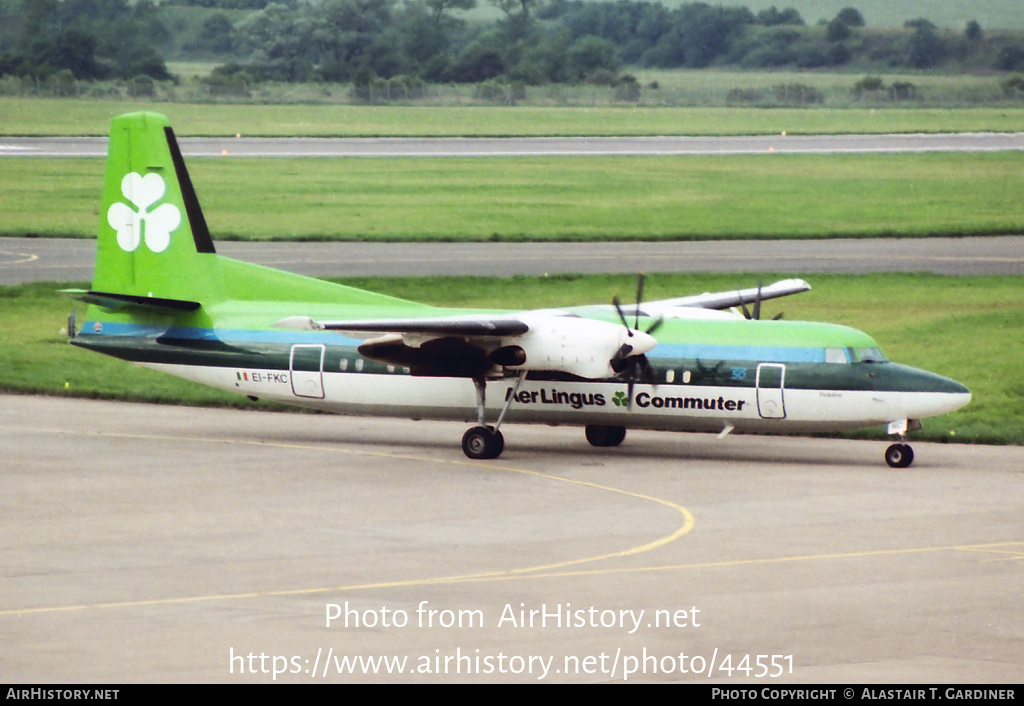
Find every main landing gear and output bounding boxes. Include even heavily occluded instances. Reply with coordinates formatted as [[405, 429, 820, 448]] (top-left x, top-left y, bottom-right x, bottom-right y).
[[461, 373, 524, 460], [585, 424, 627, 447], [462, 425, 504, 460], [460, 376, 632, 459]]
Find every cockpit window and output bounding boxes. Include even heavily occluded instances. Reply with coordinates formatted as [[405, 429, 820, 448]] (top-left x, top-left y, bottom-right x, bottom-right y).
[[825, 347, 850, 364], [850, 347, 888, 363]]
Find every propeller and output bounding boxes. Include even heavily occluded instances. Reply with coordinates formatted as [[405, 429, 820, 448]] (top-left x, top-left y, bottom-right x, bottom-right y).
[[610, 274, 662, 407], [739, 277, 785, 321], [66, 306, 79, 340]]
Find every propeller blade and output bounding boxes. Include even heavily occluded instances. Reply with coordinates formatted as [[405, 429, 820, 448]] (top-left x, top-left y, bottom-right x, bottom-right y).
[[612, 295, 632, 333], [634, 273, 645, 330], [753, 276, 763, 321], [610, 342, 634, 373], [639, 356, 657, 385], [610, 275, 661, 405]]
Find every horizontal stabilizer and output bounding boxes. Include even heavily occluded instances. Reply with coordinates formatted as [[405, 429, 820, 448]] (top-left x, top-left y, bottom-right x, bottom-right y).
[[61, 289, 201, 313]]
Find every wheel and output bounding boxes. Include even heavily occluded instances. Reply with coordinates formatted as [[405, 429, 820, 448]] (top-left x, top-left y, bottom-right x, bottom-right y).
[[585, 424, 627, 447], [462, 426, 504, 460], [885, 443, 914, 468]]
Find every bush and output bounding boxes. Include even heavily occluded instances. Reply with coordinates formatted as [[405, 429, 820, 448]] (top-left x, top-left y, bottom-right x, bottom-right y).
[[385, 75, 427, 101], [889, 81, 917, 101], [770, 83, 823, 104], [1000, 74, 1024, 97], [613, 74, 641, 102], [200, 68, 252, 97], [725, 87, 765, 104], [129, 75, 156, 97], [49, 69, 79, 97], [852, 75, 885, 97], [473, 80, 525, 104], [995, 44, 1024, 72]]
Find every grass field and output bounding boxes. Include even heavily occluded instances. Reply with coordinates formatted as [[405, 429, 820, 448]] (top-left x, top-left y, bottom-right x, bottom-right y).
[[3, 98, 1024, 136], [2, 273, 1020, 445], [3, 152, 1022, 241]]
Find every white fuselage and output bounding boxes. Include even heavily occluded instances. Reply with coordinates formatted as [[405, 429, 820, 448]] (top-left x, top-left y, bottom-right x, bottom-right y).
[[149, 362, 971, 435]]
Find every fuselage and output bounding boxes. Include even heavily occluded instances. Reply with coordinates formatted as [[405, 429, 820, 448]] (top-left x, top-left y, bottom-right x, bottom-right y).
[[71, 298, 971, 436]]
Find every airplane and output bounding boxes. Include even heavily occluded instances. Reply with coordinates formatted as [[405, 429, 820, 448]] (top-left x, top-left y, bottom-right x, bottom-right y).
[[62, 111, 971, 468]]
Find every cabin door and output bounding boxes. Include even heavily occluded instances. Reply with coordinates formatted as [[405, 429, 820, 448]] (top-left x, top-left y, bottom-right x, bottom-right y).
[[756, 363, 786, 419], [290, 344, 325, 399]]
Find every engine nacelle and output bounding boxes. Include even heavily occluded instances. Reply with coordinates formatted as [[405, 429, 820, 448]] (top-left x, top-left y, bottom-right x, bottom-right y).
[[499, 315, 656, 379]]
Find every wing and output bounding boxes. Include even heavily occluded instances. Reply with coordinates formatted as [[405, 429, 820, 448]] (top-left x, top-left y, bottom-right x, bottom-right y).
[[273, 314, 529, 338], [595, 278, 811, 320], [273, 311, 654, 380]]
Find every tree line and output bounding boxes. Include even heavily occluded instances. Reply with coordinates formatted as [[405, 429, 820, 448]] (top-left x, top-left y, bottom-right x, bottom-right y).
[[0, 0, 172, 80], [3, 0, 1024, 86]]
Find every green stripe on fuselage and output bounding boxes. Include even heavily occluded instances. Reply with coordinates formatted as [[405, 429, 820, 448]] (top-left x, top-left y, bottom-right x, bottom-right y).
[[72, 312, 928, 394]]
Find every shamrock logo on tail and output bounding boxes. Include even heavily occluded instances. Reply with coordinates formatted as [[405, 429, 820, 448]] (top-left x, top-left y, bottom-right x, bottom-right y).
[[108, 172, 181, 253]]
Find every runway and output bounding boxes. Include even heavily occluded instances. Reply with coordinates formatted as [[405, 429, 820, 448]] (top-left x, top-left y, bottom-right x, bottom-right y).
[[3, 235, 1024, 285], [3, 132, 1024, 158], [2, 395, 1022, 682]]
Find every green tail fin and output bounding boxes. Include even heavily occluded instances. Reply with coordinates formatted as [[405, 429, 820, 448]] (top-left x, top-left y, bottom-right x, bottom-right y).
[[79, 111, 428, 316], [92, 111, 222, 304]]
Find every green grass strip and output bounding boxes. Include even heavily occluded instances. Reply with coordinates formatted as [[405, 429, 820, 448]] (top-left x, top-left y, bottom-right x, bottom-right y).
[[3, 153, 1023, 241], [3, 99, 1024, 136]]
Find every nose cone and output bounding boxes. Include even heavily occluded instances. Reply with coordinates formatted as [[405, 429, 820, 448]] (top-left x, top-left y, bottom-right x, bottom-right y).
[[921, 385, 972, 417], [883, 363, 971, 419], [627, 329, 658, 356]]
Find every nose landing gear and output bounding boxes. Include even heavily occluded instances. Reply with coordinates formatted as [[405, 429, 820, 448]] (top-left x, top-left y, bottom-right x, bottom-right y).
[[884, 418, 921, 468], [884, 442, 915, 468]]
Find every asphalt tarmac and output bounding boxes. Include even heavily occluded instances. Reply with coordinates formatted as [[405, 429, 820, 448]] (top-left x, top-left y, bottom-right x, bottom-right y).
[[2, 395, 1022, 682]]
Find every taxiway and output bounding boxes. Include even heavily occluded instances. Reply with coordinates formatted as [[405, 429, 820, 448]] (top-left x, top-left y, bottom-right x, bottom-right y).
[[2, 395, 1021, 682]]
